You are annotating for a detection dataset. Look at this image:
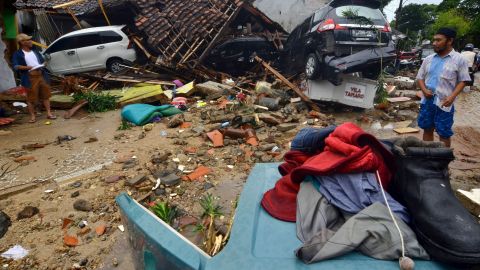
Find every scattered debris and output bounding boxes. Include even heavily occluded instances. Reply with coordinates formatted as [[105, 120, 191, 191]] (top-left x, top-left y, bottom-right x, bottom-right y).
[[393, 127, 420, 134], [185, 166, 212, 181], [161, 174, 181, 187], [16, 206, 39, 220], [13, 156, 36, 163], [1, 245, 28, 260], [127, 174, 147, 186], [207, 130, 224, 148], [387, 97, 412, 103], [71, 191, 80, 198], [73, 199, 93, 212], [64, 235, 79, 247], [0, 211, 11, 239], [457, 189, 480, 217], [57, 135, 76, 144], [104, 175, 125, 184], [22, 143, 46, 151], [84, 137, 98, 143], [96, 224, 107, 236]]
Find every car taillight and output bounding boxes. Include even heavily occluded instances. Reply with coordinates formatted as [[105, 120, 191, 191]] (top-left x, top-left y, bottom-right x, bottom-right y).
[[128, 40, 133, 49], [317, 18, 347, 32], [381, 23, 391, 33]]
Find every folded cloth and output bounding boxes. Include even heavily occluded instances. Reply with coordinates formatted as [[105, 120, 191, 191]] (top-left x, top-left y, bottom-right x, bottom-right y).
[[121, 104, 182, 126], [315, 172, 410, 224], [290, 125, 336, 154], [291, 122, 394, 186], [296, 181, 430, 264], [262, 122, 395, 222]]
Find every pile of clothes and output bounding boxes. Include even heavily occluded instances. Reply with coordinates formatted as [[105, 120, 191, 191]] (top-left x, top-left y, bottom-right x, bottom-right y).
[[261, 123, 480, 266]]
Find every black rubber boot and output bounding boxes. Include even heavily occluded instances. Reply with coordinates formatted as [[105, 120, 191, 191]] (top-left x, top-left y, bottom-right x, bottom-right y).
[[389, 137, 480, 265]]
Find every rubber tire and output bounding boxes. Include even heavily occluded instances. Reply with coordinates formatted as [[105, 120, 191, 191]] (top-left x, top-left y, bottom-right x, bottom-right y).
[[305, 53, 321, 80], [107, 58, 125, 73]]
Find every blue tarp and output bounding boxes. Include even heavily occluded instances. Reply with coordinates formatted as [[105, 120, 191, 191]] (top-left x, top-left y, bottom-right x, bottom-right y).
[[121, 104, 182, 126]]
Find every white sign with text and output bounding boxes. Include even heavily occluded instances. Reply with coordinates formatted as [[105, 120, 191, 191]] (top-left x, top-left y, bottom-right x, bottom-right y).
[[344, 83, 366, 102]]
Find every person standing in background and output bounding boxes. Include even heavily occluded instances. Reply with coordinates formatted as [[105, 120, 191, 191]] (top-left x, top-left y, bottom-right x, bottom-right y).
[[461, 43, 477, 91], [416, 28, 471, 147], [12, 33, 56, 123]]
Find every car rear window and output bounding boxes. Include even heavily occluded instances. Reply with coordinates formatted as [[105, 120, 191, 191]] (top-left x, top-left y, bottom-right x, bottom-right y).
[[100, 31, 123, 43], [332, 5, 385, 24]]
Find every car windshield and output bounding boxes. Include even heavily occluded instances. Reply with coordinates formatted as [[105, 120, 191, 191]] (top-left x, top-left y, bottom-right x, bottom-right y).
[[333, 5, 385, 25]]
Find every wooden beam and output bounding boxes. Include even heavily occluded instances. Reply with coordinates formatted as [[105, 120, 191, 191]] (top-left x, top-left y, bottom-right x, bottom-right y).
[[97, 0, 111, 25], [194, 3, 241, 67], [31, 41, 48, 49], [132, 37, 152, 59], [254, 56, 320, 112], [66, 7, 82, 29], [52, 0, 87, 9]]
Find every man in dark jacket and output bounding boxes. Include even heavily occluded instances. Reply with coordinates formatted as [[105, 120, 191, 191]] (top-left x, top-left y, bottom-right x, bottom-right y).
[[12, 33, 56, 123]]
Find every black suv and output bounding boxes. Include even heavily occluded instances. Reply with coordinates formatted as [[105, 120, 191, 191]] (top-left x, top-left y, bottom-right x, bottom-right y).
[[280, 0, 396, 85]]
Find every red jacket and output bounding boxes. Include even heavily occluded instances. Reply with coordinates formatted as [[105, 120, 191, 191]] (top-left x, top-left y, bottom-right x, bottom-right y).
[[261, 122, 395, 222]]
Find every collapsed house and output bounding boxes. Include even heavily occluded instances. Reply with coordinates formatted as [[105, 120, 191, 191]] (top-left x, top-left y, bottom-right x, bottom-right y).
[[13, 0, 288, 75], [128, 0, 287, 71]]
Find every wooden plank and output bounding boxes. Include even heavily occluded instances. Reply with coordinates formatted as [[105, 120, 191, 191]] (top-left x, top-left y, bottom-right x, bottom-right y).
[[393, 127, 420, 134], [254, 56, 320, 112], [133, 37, 152, 59], [52, 0, 86, 9], [67, 7, 82, 29], [32, 41, 48, 49], [456, 189, 480, 217], [387, 97, 411, 103], [101, 76, 175, 86], [98, 0, 111, 25]]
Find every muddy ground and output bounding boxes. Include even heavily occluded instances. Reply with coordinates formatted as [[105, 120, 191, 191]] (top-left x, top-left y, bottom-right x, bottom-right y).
[[0, 74, 479, 269]]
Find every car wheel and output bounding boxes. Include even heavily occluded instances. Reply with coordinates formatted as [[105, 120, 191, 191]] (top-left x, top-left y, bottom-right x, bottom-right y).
[[305, 53, 321, 80], [107, 58, 125, 73]]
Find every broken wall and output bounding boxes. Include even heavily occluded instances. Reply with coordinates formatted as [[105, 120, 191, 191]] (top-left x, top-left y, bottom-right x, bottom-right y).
[[251, 0, 329, 32], [0, 28, 16, 92]]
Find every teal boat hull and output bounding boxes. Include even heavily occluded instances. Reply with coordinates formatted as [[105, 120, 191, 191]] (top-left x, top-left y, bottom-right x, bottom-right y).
[[116, 163, 451, 270]]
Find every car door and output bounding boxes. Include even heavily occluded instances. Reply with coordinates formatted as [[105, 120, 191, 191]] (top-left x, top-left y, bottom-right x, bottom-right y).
[[44, 36, 81, 74], [74, 33, 103, 72], [99, 30, 125, 62]]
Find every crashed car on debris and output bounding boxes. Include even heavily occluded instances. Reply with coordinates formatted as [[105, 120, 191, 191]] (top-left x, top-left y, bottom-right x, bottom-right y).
[[280, 0, 396, 85], [43, 25, 136, 75], [204, 36, 279, 76]]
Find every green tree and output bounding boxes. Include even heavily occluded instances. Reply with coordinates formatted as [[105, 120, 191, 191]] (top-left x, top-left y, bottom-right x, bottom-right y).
[[436, 0, 460, 12], [432, 10, 470, 39], [458, 0, 480, 19], [396, 4, 437, 34]]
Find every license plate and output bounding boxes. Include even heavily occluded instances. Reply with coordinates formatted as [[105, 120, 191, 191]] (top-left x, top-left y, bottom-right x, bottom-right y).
[[352, 29, 375, 38]]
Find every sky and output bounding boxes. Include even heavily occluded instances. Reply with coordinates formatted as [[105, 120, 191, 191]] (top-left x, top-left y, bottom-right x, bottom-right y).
[[384, 0, 443, 21]]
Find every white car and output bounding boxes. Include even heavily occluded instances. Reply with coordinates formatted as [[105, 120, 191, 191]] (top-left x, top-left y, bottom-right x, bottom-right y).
[[43, 25, 136, 74]]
